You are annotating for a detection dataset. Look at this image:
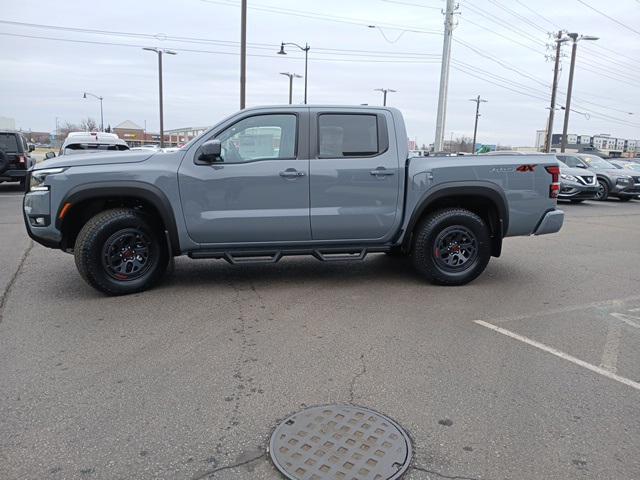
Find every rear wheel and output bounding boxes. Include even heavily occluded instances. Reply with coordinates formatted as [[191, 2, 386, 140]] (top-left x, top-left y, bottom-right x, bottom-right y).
[[74, 208, 169, 295], [411, 208, 491, 286], [595, 180, 609, 201]]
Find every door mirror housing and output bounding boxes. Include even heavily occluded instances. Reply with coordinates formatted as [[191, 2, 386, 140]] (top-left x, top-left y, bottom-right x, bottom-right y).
[[45, 152, 56, 159], [198, 139, 222, 163], [28, 143, 36, 152]]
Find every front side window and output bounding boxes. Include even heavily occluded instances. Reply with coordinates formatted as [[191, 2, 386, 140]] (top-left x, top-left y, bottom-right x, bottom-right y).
[[216, 114, 297, 163], [579, 155, 615, 170], [318, 114, 378, 158], [557, 155, 585, 168]]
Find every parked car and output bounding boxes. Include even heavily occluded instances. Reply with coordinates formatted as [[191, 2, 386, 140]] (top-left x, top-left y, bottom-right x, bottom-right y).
[[0, 130, 36, 187], [556, 153, 635, 201], [24, 105, 564, 295], [44, 132, 129, 160], [556, 157, 598, 203], [609, 160, 640, 199]]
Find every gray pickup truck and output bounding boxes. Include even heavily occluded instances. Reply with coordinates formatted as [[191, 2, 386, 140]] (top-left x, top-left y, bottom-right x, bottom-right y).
[[23, 106, 564, 295]]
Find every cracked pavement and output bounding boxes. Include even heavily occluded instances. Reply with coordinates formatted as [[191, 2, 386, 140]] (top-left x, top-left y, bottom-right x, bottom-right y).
[[1, 184, 639, 480]]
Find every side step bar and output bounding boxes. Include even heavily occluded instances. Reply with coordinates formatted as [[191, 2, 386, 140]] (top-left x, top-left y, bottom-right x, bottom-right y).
[[188, 246, 390, 265]]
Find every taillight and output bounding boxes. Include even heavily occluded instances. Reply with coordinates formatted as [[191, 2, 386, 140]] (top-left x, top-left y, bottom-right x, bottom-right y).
[[18, 155, 26, 164], [546, 165, 560, 199]]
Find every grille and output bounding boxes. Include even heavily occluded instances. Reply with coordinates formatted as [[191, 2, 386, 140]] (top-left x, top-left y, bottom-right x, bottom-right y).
[[580, 175, 594, 185]]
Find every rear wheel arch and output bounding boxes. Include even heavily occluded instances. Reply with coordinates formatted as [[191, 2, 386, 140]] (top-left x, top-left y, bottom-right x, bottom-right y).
[[58, 182, 180, 255], [402, 185, 508, 257]]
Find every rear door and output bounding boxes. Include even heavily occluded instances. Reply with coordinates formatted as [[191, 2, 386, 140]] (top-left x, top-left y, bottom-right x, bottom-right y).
[[309, 109, 400, 241]]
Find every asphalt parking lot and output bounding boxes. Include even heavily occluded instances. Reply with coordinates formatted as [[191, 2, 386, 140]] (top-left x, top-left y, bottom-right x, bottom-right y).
[[1, 183, 639, 480]]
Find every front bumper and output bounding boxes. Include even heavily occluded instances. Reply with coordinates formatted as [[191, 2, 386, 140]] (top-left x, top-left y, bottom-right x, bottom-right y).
[[533, 209, 564, 236], [23, 190, 62, 249], [558, 182, 599, 200]]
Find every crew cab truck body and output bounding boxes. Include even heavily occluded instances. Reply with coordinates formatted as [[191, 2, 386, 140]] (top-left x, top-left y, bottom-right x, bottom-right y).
[[24, 106, 564, 295]]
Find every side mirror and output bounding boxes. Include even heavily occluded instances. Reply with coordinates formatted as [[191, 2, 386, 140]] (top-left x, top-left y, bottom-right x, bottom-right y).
[[28, 144, 35, 152], [575, 164, 586, 169], [45, 152, 56, 159], [198, 139, 222, 163]]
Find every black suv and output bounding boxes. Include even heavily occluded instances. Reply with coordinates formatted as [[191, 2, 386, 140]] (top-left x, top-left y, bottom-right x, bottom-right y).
[[0, 130, 35, 187]]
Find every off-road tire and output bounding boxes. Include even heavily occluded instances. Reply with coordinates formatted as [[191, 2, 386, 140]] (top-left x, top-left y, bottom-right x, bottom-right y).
[[74, 208, 169, 295], [411, 208, 491, 286]]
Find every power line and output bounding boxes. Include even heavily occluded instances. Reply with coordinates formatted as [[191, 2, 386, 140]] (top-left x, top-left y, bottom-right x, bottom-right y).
[[0, 20, 444, 59], [459, 1, 547, 48], [0, 31, 444, 64], [512, 0, 562, 30], [584, 42, 640, 65], [484, 0, 550, 34], [200, 0, 441, 34], [574, 0, 640, 37], [380, 0, 441, 10]]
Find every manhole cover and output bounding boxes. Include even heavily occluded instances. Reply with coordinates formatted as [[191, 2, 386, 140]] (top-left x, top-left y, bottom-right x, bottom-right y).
[[269, 404, 412, 480]]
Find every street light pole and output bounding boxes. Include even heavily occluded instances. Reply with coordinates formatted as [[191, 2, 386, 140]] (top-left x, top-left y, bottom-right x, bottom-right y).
[[278, 42, 310, 104], [82, 92, 104, 131], [280, 72, 302, 104], [561, 33, 598, 153], [469, 95, 487, 154], [143, 47, 177, 148], [374, 88, 397, 106]]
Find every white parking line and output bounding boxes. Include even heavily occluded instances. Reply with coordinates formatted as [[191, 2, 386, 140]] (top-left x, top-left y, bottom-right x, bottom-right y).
[[610, 312, 640, 329], [474, 320, 640, 392], [600, 322, 622, 373]]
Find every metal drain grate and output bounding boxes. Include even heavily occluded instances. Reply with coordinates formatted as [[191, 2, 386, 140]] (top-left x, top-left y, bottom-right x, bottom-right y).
[[269, 405, 412, 480]]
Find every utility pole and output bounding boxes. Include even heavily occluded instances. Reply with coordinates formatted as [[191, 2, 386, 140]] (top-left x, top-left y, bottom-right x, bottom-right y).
[[433, 0, 456, 152], [469, 95, 487, 154], [544, 31, 564, 152], [561, 33, 598, 152], [240, 0, 247, 109], [374, 88, 396, 106]]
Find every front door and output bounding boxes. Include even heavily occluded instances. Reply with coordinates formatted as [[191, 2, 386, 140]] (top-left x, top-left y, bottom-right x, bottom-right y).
[[309, 110, 400, 241], [178, 111, 310, 244]]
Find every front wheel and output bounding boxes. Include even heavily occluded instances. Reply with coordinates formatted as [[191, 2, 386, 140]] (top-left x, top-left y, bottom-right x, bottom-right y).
[[411, 208, 491, 286], [595, 180, 609, 201], [74, 208, 169, 295]]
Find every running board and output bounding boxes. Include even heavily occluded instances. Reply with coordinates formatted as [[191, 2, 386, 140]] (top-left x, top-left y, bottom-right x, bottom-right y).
[[188, 246, 390, 264]]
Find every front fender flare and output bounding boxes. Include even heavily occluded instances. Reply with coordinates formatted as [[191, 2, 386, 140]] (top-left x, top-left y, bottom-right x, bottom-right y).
[[58, 181, 181, 255]]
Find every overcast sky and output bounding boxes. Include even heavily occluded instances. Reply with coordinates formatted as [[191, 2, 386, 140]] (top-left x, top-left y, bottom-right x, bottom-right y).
[[1, 0, 639, 146]]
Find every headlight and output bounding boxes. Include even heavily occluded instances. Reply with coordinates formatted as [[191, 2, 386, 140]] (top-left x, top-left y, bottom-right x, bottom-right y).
[[29, 167, 67, 192], [560, 173, 578, 182], [616, 176, 632, 185]]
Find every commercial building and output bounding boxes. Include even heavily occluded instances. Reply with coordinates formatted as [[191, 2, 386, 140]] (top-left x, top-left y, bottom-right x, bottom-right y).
[[548, 132, 639, 157]]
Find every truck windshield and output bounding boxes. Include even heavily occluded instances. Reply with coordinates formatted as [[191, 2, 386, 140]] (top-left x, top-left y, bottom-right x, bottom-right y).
[[0, 133, 19, 152]]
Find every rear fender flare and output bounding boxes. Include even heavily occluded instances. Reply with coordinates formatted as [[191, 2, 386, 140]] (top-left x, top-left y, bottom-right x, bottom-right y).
[[402, 182, 509, 251]]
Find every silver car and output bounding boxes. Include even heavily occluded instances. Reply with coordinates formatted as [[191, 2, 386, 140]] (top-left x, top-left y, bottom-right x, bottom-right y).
[[556, 154, 635, 202]]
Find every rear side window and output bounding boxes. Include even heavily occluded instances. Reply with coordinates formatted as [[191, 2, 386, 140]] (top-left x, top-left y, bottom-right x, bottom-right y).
[[318, 114, 379, 158], [0, 133, 19, 152]]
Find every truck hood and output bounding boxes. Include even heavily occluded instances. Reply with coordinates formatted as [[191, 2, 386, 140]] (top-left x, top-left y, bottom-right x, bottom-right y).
[[33, 151, 155, 170]]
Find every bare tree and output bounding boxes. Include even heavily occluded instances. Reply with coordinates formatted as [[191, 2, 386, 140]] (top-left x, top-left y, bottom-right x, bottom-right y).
[[79, 117, 98, 132], [58, 121, 78, 141]]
